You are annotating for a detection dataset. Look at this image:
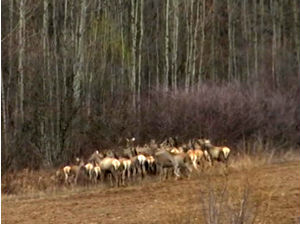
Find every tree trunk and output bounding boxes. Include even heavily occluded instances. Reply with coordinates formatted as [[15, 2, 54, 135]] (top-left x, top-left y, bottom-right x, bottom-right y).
[[242, 1, 250, 80], [18, 0, 25, 123], [191, 0, 200, 89], [164, 0, 170, 91], [7, 0, 14, 117], [253, 0, 258, 82], [137, 0, 144, 109], [52, 0, 61, 162], [155, 6, 160, 91], [73, 0, 87, 107], [260, 0, 264, 72], [271, 0, 277, 88], [198, 0, 206, 88], [1, 71, 8, 156], [130, 0, 137, 108], [211, 0, 216, 80], [171, 0, 179, 93], [227, 0, 232, 80], [293, 0, 300, 79]]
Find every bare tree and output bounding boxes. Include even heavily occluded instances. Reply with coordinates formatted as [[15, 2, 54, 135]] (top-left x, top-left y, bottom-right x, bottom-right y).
[[130, 0, 137, 108], [198, 0, 206, 88], [253, 0, 258, 82], [171, 0, 179, 92], [137, 0, 144, 108], [164, 0, 170, 91], [271, 0, 277, 88], [293, 0, 300, 79], [73, 0, 87, 107], [18, 0, 25, 123]]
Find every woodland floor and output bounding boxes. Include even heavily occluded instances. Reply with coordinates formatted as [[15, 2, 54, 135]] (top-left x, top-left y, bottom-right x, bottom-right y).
[[2, 160, 300, 224]]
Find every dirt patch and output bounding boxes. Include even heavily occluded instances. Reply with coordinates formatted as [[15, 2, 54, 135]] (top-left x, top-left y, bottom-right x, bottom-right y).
[[2, 161, 300, 223]]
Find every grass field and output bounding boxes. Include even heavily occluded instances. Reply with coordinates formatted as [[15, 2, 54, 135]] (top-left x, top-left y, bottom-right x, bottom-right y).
[[1, 152, 300, 223]]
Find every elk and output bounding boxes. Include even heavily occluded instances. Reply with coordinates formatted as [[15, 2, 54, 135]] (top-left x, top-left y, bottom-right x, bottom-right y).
[[187, 149, 198, 170], [98, 157, 121, 187], [92, 163, 101, 184], [123, 139, 148, 179], [169, 147, 184, 154], [118, 157, 132, 185], [88, 150, 103, 165], [84, 162, 94, 180], [63, 157, 85, 185], [127, 153, 147, 179], [200, 139, 231, 166], [154, 149, 193, 180], [145, 155, 156, 174]]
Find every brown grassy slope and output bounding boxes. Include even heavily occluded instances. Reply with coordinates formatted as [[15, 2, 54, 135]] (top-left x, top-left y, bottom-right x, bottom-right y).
[[2, 158, 300, 224]]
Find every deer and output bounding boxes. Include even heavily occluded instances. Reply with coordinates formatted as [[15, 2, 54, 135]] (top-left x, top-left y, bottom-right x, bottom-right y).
[[87, 149, 121, 186], [154, 149, 193, 180], [186, 149, 198, 170], [198, 138, 231, 166], [84, 162, 94, 181], [92, 163, 101, 184], [123, 137, 148, 179], [98, 156, 121, 187], [63, 157, 85, 185], [185, 138, 206, 170], [145, 155, 156, 174], [117, 157, 132, 185]]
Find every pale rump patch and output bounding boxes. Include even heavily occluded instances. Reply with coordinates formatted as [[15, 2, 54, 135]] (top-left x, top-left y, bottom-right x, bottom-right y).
[[137, 154, 147, 164], [170, 148, 182, 154], [146, 156, 155, 164], [85, 163, 94, 171], [222, 147, 231, 159], [93, 166, 101, 176], [187, 150, 198, 169], [63, 166, 71, 174], [123, 159, 132, 169], [112, 159, 121, 170]]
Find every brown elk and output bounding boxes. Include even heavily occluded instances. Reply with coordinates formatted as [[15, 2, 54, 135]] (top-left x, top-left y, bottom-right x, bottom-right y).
[[63, 157, 85, 185], [154, 149, 193, 180], [199, 139, 231, 166]]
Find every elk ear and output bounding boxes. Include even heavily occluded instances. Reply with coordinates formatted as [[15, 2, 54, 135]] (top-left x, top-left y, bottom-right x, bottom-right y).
[[126, 138, 129, 142]]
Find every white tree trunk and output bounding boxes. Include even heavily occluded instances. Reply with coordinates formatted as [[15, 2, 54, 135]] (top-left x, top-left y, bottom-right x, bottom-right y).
[[73, 0, 87, 107], [164, 0, 170, 91], [131, 0, 137, 108]]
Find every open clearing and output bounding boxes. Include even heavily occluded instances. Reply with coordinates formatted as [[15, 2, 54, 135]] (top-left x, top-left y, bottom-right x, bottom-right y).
[[2, 160, 300, 224]]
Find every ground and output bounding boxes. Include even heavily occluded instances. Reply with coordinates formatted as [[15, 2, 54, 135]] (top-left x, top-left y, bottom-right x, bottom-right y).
[[2, 160, 300, 223]]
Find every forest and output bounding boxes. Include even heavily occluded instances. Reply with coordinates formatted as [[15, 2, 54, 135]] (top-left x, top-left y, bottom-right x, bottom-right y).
[[1, 0, 300, 171]]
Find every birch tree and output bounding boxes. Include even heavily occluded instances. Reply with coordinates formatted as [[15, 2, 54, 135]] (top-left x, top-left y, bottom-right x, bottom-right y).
[[73, 0, 87, 107], [130, 0, 137, 108], [164, 0, 170, 91], [227, 0, 233, 80]]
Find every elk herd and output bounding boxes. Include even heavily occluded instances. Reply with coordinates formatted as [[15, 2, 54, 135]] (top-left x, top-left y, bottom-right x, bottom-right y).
[[56, 137, 231, 187]]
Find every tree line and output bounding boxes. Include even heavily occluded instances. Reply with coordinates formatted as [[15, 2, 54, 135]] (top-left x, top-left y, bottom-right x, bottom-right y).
[[1, 0, 300, 170]]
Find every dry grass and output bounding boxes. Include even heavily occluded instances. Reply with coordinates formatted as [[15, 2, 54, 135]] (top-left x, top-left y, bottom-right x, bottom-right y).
[[2, 151, 300, 223], [1, 150, 299, 197]]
